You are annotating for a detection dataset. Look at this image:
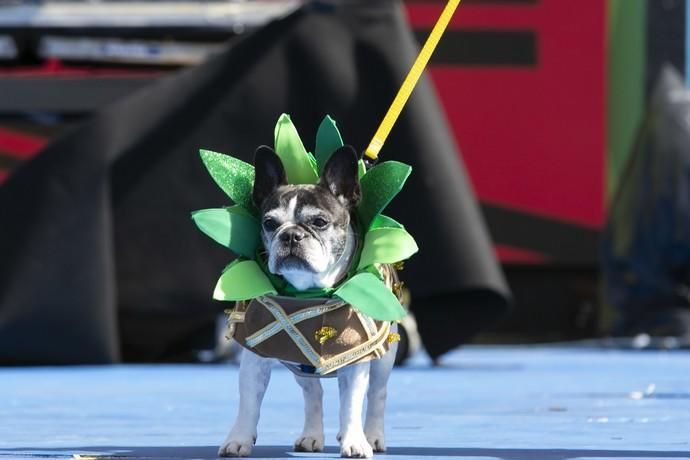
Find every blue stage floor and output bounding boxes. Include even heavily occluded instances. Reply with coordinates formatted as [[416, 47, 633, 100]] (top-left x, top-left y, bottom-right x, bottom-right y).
[[2, 346, 690, 460]]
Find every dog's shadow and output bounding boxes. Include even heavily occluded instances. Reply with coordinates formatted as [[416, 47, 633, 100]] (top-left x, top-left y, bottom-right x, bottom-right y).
[[2, 445, 690, 459]]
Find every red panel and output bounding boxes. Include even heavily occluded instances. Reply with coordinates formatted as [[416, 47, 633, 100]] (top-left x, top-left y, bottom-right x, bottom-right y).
[[0, 59, 162, 77], [406, 1, 606, 230], [0, 128, 47, 159], [494, 245, 549, 264]]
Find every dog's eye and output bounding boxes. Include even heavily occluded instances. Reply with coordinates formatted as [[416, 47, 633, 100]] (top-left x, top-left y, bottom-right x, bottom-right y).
[[262, 218, 279, 232], [311, 217, 329, 229]]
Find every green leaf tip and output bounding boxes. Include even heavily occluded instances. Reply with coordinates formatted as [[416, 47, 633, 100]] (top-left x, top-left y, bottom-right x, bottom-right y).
[[199, 149, 255, 210], [357, 161, 412, 227], [334, 272, 406, 321], [358, 159, 367, 179], [213, 259, 277, 301], [357, 227, 418, 270], [274, 114, 319, 184], [315, 115, 344, 173], [369, 214, 404, 231], [191, 206, 260, 258]]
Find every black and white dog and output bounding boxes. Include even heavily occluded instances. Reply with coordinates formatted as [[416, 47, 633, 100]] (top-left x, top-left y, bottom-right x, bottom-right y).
[[218, 145, 397, 458]]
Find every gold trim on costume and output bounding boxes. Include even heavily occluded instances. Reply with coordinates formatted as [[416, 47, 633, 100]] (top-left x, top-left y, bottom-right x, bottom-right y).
[[315, 322, 390, 375], [228, 310, 246, 323], [245, 300, 345, 348], [256, 296, 324, 367]]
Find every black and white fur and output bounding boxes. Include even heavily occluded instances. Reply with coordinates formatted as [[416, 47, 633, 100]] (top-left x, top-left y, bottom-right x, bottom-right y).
[[218, 145, 397, 458]]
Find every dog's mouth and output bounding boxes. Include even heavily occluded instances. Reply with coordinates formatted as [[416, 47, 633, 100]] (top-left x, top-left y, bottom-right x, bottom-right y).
[[275, 253, 315, 273]]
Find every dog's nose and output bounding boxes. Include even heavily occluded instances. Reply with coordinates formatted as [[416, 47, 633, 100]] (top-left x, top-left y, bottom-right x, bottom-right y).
[[280, 228, 306, 243]]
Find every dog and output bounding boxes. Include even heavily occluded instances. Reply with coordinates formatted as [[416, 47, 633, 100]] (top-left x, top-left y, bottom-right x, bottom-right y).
[[218, 145, 397, 458]]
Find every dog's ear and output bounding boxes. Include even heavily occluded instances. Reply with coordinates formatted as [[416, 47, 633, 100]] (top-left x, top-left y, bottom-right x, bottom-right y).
[[253, 145, 287, 208], [319, 145, 361, 208]]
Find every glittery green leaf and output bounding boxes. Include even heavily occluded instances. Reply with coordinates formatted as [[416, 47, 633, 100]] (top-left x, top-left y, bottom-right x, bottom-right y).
[[191, 206, 260, 258], [334, 273, 406, 321], [199, 149, 255, 210], [315, 115, 344, 173], [213, 259, 277, 301], [357, 161, 412, 227], [274, 114, 319, 184], [357, 227, 418, 270]]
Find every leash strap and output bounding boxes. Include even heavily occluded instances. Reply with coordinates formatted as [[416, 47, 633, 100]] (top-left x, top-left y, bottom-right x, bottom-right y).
[[364, 0, 462, 161]]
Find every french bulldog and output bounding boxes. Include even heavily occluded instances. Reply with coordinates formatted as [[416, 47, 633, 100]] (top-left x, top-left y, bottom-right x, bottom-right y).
[[218, 145, 397, 458]]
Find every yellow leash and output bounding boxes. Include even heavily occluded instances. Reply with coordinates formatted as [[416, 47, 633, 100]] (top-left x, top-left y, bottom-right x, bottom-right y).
[[364, 0, 462, 161]]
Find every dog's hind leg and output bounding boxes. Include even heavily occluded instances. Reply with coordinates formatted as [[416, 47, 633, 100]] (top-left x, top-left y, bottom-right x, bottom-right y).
[[338, 361, 373, 458], [293, 375, 325, 452], [219, 350, 272, 457], [364, 326, 398, 452]]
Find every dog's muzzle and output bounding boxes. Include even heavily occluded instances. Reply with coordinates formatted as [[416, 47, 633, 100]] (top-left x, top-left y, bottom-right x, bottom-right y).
[[279, 227, 308, 246]]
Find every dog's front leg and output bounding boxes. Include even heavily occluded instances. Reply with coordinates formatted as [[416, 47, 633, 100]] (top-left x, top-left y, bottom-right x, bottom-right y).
[[364, 331, 398, 452], [293, 375, 325, 452], [338, 362, 373, 458], [219, 350, 272, 457]]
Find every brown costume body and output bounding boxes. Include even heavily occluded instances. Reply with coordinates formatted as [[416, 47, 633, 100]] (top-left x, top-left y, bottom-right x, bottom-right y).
[[226, 264, 402, 377]]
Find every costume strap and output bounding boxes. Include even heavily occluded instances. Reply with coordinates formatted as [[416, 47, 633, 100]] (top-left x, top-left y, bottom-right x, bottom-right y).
[[245, 299, 346, 348], [255, 296, 324, 367], [279, 320, 391, 379], [314, 321, 391, 375]]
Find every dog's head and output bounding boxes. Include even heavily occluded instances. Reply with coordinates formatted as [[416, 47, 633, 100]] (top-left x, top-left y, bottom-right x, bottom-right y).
[[252, 145, 361, 290]]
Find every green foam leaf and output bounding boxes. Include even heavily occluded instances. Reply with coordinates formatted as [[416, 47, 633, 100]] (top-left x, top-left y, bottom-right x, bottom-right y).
[[334, 273, 406, 321], [315, 115, 344, 173], [357, 161, 412, 226], [191, 206, 260, 258], [357, 227, 418, 270], [199, 149, 255, 210], [213, 259, 277, 301], [369, 214, 404, 231], [358, 160, 367, 179], [274, 114, 319, 184], [307, 151, 319, 174]]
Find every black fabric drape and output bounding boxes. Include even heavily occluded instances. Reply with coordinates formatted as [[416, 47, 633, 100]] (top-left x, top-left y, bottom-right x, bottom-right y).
[[602, 65, 690, 336], [0, 0, 510, 364]]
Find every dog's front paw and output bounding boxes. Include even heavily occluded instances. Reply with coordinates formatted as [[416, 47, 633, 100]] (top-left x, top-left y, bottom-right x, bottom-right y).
[[294, 432, 324, 452], [340, 431, 373, 458], [365, 431, 386, 453], [218, 434, 255, 457]]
